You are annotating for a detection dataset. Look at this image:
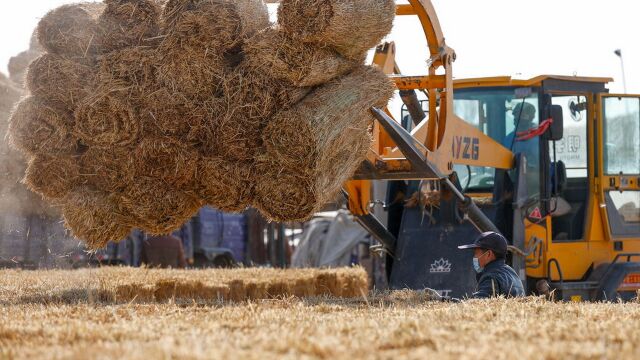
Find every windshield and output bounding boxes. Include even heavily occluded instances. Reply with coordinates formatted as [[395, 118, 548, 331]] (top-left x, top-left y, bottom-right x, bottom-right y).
[[452, 88, 540, 192]]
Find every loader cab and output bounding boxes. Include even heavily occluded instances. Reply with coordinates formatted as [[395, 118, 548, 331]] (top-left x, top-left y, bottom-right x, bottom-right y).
[[387, 75, 640, 301], [450, 76, 640, 299]]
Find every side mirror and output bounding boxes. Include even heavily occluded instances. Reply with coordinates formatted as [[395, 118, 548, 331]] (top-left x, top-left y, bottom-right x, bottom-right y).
[[546, 104, 564, 141]]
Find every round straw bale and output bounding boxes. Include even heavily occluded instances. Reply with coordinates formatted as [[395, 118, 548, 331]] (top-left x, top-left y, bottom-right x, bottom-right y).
[[260, 106, 316, 167], [159, 0, 268, 74], [8, 96, 78, 156], [26, 53, 94, 109], [244, 28, 360, 87], [220, 65, 311, 161], [255, 66, 394, 221], [196, 157, 253, 212], [123, 177, 203, 234], [141, 88, 186, 135], [213, 108, 262, 162], [8, 50, 41, 87], [235, 0, 270, 33], [252, 159, 316, 222], [74, 90, 142, 147], [277, 0, 395, 60], [96, 0, 161, 52], [80, 147, 134, 193], [36, 3, 104, 58], [62, 187, 134, 249], [224, 65, 311, 120], [133, 137, 198, 188], [157, 42, 228, 100], [142, 88, 219, 138], [24, 154, 81, 199], [96, 47, 159, 87], [162, 0, 240, 50], [162, 0, 269, 45], [186, 97, 225, 146]]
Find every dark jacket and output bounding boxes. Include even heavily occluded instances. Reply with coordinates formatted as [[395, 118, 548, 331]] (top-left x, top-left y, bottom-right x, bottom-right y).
[[473, 259, 525, 298], [141, 235, 187, 269]]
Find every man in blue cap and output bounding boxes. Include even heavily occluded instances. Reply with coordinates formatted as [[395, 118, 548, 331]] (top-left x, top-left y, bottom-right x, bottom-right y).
[[458, 231, 525, 298]]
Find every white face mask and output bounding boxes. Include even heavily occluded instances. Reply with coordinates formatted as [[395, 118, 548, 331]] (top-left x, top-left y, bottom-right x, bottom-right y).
[[473, 250, 490, 273]]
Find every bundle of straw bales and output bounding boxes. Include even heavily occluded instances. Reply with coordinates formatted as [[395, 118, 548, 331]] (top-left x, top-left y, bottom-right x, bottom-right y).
[[8, 0, 395, 248]]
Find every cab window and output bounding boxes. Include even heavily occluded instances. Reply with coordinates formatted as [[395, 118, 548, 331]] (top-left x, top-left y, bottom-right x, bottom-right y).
[[550, 96, 588, 178], [602, 96, 640, 237], [603, 97, 640, 175], [453, 89, 539, 196]]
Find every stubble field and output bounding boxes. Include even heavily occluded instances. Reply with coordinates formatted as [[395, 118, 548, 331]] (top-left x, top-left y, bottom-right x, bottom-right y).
[[0, 267, 639, 359]]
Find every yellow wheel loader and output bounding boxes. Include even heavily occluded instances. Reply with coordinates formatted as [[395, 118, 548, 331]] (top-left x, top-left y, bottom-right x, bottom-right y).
[[340, 0, 640, 300]]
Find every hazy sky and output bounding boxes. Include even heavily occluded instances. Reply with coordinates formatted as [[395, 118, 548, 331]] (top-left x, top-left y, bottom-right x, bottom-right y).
[[1, 0, 638, 94]]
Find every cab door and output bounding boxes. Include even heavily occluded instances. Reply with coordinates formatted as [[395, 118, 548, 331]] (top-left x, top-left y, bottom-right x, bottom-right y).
[[597, 95, 640, 241]]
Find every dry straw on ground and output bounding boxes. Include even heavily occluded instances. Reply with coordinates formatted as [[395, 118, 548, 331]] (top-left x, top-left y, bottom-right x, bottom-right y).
[[0, 266, 369, 303], [277, 0, 396, 60], [1, 268, 639, 360]]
